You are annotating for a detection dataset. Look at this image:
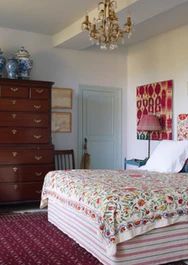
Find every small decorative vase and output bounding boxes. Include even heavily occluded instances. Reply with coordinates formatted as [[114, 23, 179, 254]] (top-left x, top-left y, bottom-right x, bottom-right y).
[[16, 47, 33, 79], [0, 49, 6, 77], [6, 57, 18, 79]]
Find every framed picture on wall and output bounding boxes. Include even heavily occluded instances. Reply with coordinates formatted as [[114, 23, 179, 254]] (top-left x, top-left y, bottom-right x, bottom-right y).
[[52, 87, 72, 109], [52, 112, 72, 133]]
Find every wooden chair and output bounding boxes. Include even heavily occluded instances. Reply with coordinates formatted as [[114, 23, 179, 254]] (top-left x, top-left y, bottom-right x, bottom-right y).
[[54, 149, 75, 170]]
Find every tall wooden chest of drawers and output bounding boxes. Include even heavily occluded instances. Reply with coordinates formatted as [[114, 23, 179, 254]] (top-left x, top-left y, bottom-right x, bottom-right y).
[[0, 78, 54, 203]]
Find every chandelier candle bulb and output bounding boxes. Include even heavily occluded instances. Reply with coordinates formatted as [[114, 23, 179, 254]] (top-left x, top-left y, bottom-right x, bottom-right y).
[[81, 0, 133, 50], [81, 13, 91, 31]]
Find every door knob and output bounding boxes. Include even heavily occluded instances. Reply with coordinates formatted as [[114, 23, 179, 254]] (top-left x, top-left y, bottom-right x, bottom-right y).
[[84, 137, 88, 151]]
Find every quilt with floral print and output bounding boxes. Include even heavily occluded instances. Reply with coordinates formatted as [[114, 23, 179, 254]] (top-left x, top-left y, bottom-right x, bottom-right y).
[[40, 169, 188, 256]]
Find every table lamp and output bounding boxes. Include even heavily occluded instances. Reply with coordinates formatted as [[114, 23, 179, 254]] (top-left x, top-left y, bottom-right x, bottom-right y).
[[138, 114, 162, 158]]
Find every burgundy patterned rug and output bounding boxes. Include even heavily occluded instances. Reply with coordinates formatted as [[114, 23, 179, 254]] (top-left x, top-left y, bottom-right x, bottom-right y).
[[0, 212, 186, 265]]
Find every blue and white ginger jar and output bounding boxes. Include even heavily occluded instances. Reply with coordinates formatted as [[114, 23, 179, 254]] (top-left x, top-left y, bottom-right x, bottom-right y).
[[0, 49, 6, 77], [16, 47, 33, 79], [6, 57, 18, 79]]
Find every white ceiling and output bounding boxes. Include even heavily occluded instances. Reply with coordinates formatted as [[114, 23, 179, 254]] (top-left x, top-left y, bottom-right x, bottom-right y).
[[1, 0, 188, 50], [0, 0, 97, 35]]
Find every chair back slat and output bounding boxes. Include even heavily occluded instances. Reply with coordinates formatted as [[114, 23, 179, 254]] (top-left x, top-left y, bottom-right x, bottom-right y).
[[54, 149, 75, 170]]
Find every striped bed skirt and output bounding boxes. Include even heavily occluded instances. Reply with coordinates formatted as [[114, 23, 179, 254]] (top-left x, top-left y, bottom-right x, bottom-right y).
[[48, 198, 188, 265]]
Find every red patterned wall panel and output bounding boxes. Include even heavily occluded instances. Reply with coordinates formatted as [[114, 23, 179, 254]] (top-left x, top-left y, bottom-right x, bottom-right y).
[[137, 80, 173, 140], [177, 114, 188, 140]]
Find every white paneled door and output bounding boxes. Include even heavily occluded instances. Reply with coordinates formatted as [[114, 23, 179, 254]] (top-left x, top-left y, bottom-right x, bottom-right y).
[[78, 85, 122, 169]]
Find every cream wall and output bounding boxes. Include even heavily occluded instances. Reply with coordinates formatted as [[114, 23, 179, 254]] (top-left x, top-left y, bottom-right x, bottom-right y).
[[49, 49, 126, 165], [0, 27, 127, 165], [2, 24, 188, 165], [126, 24, 188, 160]]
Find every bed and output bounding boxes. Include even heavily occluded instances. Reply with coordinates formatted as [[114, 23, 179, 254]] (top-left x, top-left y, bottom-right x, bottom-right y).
[[40, 140, 188, 265]]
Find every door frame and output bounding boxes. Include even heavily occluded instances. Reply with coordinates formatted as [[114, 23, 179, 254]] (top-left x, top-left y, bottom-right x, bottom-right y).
[[78, 84, 122, 169]]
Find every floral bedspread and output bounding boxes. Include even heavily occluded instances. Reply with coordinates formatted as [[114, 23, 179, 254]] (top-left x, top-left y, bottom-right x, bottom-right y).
[[40, 169, 188, 256]]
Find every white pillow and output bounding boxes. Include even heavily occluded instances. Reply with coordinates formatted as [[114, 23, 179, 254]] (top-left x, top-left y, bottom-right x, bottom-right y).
[[140, 140, 188, 173]]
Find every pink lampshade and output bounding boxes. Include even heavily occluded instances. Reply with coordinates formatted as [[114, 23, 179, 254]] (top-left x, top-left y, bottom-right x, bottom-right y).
[[138, 114, 161, 131]]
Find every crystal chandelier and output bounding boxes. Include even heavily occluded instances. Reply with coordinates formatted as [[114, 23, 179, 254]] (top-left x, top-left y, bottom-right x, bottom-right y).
[[81, 0, 133, 50]]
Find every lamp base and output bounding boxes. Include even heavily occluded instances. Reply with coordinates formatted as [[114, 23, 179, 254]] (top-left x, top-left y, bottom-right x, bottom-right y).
[[147, 131, 151, 158]]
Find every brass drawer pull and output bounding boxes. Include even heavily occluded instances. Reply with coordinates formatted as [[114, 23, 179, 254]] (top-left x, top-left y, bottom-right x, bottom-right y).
[[12, 129, 17, 135], [33, 135, 42, 139], [35, 89, 44, 94], [14, 184, 18, 190], [13, 167, 18, 172], [35, 172, 42, 176], [35, 156, 42, 161], [35, 190, 41, 194], [11, 100, 16, 105], [11, 113, 17, 119], [34, 105, 41, 110], [33, 119, 42, 124], [12, 152, 18, 157], [10, 87, 19, 92]]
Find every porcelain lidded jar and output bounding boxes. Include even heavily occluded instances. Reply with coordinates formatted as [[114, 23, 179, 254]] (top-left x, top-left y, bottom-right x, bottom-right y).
[[0, 48, 6, 77], [6, 57, 18, 79], [15, 46, 33, 79]]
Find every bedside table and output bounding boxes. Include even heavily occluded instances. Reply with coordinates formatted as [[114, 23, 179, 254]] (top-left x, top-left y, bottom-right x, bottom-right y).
[[125, 158, 148, 170]]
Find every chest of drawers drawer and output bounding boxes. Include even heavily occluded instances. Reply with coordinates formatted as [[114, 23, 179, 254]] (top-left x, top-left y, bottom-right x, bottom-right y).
[[0, 128, 50, 144], [0, 182, 43, 202], [0, 148, 54, 165], [0, 164, 54, 183], [30, 87, 50, 99], [0, 112, 49, 127], [0, 98, 49, 112], [0, 85, 29, 98]]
